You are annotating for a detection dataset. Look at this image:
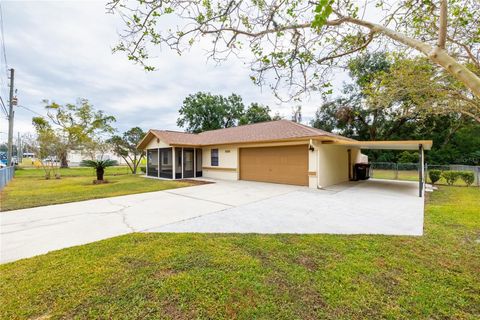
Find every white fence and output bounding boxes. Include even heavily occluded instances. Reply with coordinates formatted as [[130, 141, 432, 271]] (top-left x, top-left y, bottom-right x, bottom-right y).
[[0, 166, 15, 190]]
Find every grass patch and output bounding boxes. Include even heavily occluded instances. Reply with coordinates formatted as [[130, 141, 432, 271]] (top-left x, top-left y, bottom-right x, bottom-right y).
[[1, 167, 191, 211], [1, 187, 479, 319]]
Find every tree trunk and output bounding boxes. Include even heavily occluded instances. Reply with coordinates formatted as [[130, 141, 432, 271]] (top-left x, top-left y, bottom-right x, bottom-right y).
[[132, 155, 137, 174], [96, 167, 104, 181], [60, 151, 68, 168], [428, 48, 480, 98]]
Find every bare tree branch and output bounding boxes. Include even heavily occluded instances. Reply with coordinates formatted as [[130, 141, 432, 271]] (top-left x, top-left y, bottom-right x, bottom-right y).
[[438, 0, 447, 49]]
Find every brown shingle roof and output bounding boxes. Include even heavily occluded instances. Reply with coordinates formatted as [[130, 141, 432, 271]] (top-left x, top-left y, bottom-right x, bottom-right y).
[[138, 120, 354, 148]]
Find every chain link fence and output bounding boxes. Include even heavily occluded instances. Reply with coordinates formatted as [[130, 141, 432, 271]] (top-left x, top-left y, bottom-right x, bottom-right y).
[[370, 162, 480, 187], [0, 166, 15, 190]]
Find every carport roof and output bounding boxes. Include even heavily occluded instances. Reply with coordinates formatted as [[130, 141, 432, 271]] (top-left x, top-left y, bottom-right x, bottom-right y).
[[323, 140, 433, 150]]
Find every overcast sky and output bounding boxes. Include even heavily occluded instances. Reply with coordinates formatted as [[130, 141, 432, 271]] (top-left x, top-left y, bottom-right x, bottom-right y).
[[0, 0, 350, 143]]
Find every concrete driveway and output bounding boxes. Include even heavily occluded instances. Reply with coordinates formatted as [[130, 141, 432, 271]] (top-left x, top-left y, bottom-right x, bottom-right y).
[[0, 179, 424, 263]]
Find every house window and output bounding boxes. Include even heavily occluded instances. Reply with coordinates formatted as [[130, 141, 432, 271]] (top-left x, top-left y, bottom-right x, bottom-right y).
[[163, 150, 169, 165], [211, 149, 219, 166]]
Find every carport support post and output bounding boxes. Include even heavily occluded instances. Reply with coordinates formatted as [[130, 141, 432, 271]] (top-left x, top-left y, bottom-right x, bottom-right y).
[[347, 149, 352, 180], [172, 148, 175, 179], [146, 150, 148, 176], [418, 144, 424, 197], [193, 148, 196, 178]]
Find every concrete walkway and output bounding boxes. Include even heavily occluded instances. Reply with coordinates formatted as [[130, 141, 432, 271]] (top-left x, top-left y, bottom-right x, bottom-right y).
[[0, 179, 424, 264]]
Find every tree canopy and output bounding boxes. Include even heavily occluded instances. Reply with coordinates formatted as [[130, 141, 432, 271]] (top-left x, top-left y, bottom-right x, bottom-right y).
[[33, 99, 116, 167], [239, 103, 272, 125], [108, 127, 146, 174], [177, 92, 274, 133], [108, 0, 480, 100], [311, 52, 480, 165], [371, 56, 480, 123]]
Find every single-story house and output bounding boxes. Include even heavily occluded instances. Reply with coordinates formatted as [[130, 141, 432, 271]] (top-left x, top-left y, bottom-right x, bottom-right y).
[[138, 120, 432, 196]]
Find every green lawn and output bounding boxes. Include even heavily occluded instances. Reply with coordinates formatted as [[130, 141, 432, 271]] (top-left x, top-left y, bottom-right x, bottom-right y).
[[1, 186, 479, 319], [14, 165, 133, 177], [1, 167, 191, 211]]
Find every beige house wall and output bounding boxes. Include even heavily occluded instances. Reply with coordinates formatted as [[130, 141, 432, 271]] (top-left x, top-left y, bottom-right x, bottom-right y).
[[201, 142, 318, 186], [202, 146, 239, 180], [145, 138, 171, 149], [308, 146, 317, 188], [142, 135, 364, 188], [350, 148, 366, 164], [317, 144, 350, 188]]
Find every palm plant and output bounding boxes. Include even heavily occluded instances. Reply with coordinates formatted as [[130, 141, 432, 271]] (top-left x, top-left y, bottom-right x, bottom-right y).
[[80, 159, 118, 182]]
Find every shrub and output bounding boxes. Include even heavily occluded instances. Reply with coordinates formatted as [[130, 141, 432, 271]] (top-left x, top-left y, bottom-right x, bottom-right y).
[[459, 171, 475, 187], [442, 171, 461, 185], [140, 166, 146, 174], [398, 151, 418, 163], [80, 159, 118, 182], [428, 169, 442, 185]]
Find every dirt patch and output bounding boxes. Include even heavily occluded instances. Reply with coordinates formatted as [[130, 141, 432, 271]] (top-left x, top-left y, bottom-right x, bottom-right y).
[[119, 256, 154, 269], [154, 269, 180, 279], [161, 299, 197, 320], [31, 315, 51, 320], [297, 255, 318, 271], [92, 180, 109, 184], [179, 179, 214, 186]]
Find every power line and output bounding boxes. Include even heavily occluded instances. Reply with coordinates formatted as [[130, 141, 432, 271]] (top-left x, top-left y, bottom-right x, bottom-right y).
[[0, 95, 7, 116], [0, 2, 8, 76], [18, 104, 43, 117], [0, 2, 9, 115]]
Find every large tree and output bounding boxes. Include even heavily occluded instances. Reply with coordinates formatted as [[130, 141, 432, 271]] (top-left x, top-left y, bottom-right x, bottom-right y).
[[108, 0, 480, 101], [239, 103, 272, 125], [311, 52, 414, 141], [108, 127, 146, 174], [178, 92, 275, 132], [177, 92, 245, 133], [34, 99, 116, 167], [31, 117, 62, 179], [312, 52, 480, 164], [370, 56, 480, 123]]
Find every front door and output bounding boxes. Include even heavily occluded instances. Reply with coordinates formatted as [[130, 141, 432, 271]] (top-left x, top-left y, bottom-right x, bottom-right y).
[[183, 149, 194, 178]]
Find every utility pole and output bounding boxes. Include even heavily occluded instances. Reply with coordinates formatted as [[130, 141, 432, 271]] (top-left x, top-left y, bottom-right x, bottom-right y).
[[7, 68, 14, 166], [17, 131, 22, 162]]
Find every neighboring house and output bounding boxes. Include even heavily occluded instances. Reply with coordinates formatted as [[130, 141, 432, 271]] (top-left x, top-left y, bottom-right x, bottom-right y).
[[138, 120, 432, 190], [67, 150, 127, 167]]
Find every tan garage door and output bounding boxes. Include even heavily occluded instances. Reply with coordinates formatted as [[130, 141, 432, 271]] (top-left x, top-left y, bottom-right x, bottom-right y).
[[240, 145, 308, 186]]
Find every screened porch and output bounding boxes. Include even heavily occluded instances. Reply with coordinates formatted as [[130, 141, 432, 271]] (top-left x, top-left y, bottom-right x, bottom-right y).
[[146, 147, 202, 179]]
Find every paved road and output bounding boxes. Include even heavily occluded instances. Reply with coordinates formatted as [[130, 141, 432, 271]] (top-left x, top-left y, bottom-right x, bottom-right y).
[[0, 179, 423, 264]]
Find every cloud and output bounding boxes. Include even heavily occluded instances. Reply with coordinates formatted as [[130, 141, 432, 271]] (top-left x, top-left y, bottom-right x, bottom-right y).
[[0, 1, 348, 142]]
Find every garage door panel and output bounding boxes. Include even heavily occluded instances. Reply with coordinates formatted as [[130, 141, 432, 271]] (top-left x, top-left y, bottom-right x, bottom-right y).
[[240, 145, 308, 186]]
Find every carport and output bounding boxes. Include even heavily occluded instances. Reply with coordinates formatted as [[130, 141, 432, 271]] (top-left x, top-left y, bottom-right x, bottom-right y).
[[323, 140, 433, 197]]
